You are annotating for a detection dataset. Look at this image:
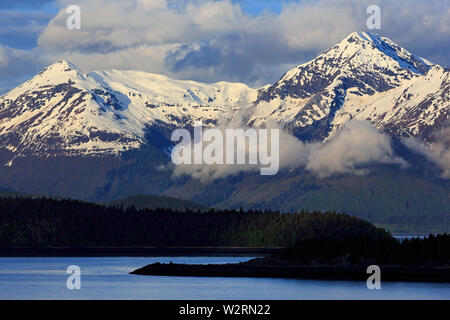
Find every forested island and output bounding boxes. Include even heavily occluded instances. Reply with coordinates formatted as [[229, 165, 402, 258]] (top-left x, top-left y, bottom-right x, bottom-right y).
[[131, 234, 450, 282]]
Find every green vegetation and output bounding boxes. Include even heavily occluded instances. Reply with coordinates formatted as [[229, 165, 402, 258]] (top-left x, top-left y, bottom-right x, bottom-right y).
[[0, 196, 388, 248]]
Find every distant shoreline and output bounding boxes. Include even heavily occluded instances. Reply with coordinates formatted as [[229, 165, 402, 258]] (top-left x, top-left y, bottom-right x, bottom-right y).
[[0, 247, 282, 257], [130, 262, 450, 283]]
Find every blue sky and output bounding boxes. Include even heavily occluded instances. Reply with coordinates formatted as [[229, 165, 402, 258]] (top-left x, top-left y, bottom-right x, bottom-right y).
[[0, 0, 449, 93], [235, 0, 285, 15]]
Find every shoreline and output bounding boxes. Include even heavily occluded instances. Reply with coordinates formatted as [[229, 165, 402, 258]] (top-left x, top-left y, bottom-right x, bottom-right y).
[[0, 247, 282, 257], [130, 262, 450, 283]]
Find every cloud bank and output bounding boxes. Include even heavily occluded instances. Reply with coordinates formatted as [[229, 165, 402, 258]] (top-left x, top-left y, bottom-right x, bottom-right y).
[[0, 45, 43, 94], [8, 0, 444, 88], [172, 119, 406, 182], [305, 120, 407, 177], [404, 128, 450, 179]]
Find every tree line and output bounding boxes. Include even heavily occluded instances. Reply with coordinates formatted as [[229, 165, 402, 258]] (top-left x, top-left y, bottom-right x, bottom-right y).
[[279, 234, 450, 265], [0, 196, 389, 248]]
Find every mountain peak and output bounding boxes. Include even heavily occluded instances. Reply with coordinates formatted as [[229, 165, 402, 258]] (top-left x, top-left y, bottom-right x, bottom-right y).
[[39, 59, 83, 77], [53, 59, 80, 69], [335, 31, 430, 75], [344, 31, 379, 43], [253, 32, 447, 142], [258, 31, 433, 103]]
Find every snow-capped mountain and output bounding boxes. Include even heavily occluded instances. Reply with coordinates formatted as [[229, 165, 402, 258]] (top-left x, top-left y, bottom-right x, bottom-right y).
[[0, 31, 448, 225], [0, 60, 257, 159], [251, 32, 448, 141], [0, 31, 448, 163]]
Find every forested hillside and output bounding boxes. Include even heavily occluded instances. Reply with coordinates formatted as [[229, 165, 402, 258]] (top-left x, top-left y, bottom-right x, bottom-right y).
[[0, 197, 389, 248]]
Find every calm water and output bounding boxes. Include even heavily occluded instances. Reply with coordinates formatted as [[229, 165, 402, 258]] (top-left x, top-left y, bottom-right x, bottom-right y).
[[0, 257, 448, 300]]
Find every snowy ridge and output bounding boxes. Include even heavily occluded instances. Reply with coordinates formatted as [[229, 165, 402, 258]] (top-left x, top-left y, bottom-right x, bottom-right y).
[[0, 60, 257, 159], [331, 65, 449, 140]]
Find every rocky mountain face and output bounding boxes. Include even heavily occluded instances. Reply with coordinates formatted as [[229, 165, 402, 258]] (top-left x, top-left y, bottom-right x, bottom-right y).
[[251, 32, 448, 142]]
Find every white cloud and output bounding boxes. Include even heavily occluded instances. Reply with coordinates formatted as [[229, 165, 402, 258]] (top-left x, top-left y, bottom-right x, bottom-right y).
[[403, 129, 450, 179], [27, 0, 448, 87], [0, 0, 446, 88], [306, 120, 407, 177], [171, 119, 406, 181]]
